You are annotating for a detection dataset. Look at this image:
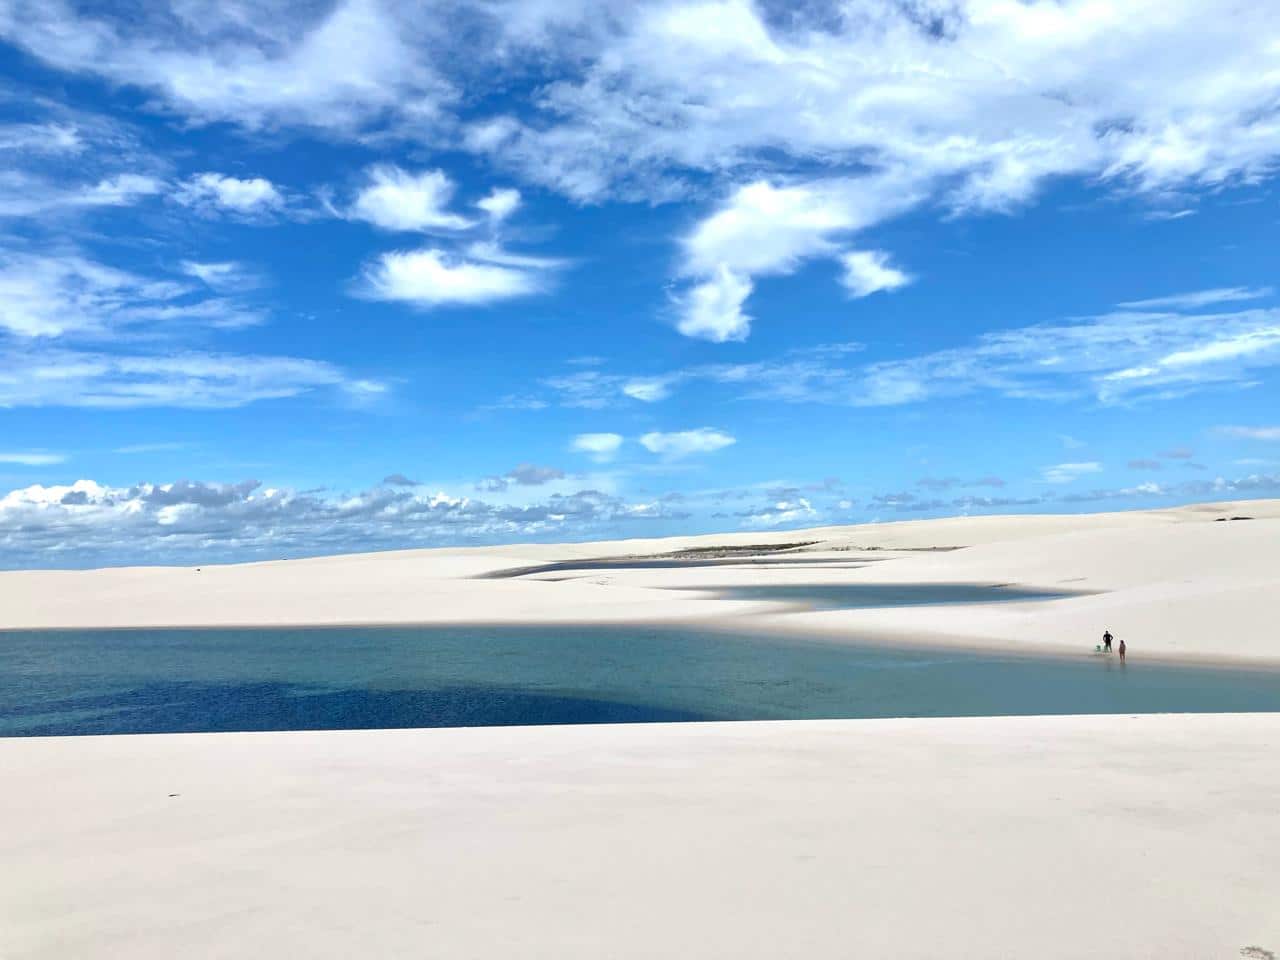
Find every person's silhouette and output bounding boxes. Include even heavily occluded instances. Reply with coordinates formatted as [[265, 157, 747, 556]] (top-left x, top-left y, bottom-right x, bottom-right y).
[[1103, 630, 1113, 653]]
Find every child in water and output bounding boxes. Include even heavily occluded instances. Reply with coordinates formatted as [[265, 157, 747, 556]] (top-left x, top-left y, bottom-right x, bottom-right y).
[[1118, 638, 1126, 663]]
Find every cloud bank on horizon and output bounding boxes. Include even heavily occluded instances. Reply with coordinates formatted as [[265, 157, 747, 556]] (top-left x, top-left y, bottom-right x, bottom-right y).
[[2, 0, 1280, 564]]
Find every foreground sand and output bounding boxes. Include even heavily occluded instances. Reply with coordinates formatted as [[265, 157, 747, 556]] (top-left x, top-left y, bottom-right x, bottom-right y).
[[4, 498, 1280, 663], [3, 714, 1278, 959]]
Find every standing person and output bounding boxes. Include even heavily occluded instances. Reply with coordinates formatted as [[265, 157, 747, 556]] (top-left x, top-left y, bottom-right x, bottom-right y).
[[1118, 638, 1126, 663], [1103, 630, 1113, 653]]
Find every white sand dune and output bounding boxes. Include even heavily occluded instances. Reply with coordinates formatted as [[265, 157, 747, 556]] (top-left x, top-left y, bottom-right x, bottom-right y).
[[4, 502, 1280, 958], [3, 715, 1278, 959], [4, 498, 1279, 663]]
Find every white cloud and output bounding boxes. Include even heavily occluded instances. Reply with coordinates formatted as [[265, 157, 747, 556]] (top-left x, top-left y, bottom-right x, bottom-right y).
[[0, 347, 366, 410], [466, 0, 1280, 207], [684, 180, 886, 277], [0, 171, 163, 217], [8, 0, 1280, 220], [622, 377, 676, 402], [0, 252, 262, 339], [0, 477, 679, 568], [1119, 287, 1273, 310], [741, 497, 816, 527], [0, 452, 66, 466], [639, 428, 736, 459], [1218, 425, 1280, 441], [537, 303, 1280, 410], [361, 248, 548, 306], [0, 0, 452, 134], [672, 177, 917, 339], [674, 266, 752, 342], [1042, 462, 1103, 484], [0, 121, 81, 154], [349, 165, 472, 231], [839, 250, 913, 298], [571, 432, 624, 462], [176, 172, 283, 214], [477, 187, 521, 222], [179, 260, 261, 292]]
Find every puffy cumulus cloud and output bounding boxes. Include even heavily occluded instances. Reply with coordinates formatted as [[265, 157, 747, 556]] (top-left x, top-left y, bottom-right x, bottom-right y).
[[348, 165, 473, 232], [673, 177, 916, 339], [1042, 462, 1103, 484], [839, 251, 913, 299], [476, 462, 566, 491], [359, 246, 555, 306], [674, 266, 752, 342], [0, 477, 688, 568], [175, 172, 284, 215], [571, 432, 624, 462], [476, 187, 521, 222], [738, 496, 817, 528], [639, 428, 736, 459]]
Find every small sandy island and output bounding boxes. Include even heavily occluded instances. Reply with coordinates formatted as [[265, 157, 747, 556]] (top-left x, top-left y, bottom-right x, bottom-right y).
[[3, 500, 1280, 958]]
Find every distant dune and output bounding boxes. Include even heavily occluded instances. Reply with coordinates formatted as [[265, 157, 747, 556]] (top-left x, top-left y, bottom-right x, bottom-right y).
[[3, 498, 1279, 663]]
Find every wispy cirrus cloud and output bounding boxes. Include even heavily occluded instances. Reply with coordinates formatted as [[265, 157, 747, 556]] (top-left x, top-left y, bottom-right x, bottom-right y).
[[1041, 462, 1103, 484], [537, 302, 1280, 409], [0, 252, 260, 339], [0, 451, 66, 466], [1218, 425, 1280, 440], [0, 171, 163, 218], [1118, 287, 1273, 311], [179, 260, 262, 292], [0, 347, 364, 410]]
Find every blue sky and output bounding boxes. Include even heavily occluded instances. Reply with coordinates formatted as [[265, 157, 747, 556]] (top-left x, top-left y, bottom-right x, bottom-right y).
[[1, 0, 1279, 567]]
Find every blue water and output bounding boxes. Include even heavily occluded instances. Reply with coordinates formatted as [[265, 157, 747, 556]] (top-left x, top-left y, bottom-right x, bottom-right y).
[[670, 583, 1081, 608], [2, 625, 1278, 737]]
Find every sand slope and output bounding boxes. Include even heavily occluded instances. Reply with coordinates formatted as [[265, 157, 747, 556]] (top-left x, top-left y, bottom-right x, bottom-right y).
[[3, 715, 1278, 959], [3, 499, 1278, 662]]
